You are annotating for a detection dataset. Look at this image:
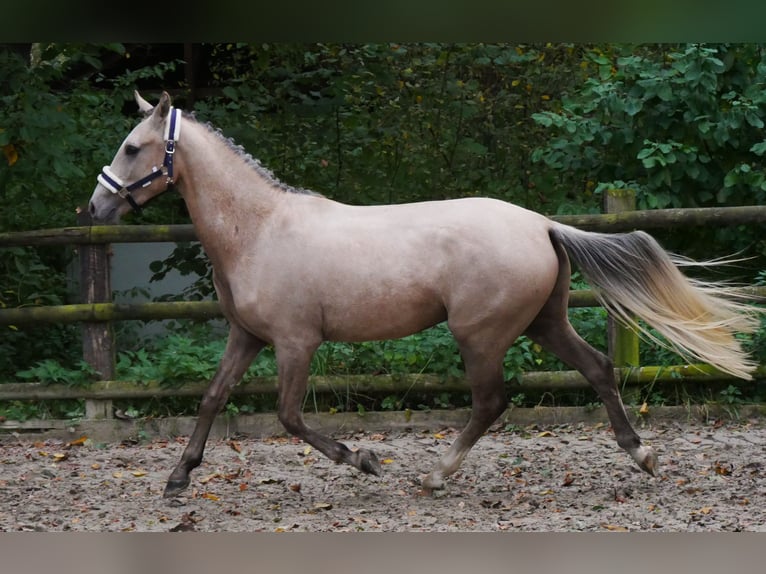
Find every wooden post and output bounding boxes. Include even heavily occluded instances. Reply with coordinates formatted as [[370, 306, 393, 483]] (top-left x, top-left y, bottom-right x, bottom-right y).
[[603, 189, 640, 368], [77, 209, 115, 419]]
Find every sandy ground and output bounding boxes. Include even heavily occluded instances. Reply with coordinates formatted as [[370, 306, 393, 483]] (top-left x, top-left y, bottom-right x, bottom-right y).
[[1, 417, 764, 532]]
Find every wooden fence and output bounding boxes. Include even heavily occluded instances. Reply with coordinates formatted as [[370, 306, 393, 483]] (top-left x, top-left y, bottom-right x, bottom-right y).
[[1, 191, 765, 428]]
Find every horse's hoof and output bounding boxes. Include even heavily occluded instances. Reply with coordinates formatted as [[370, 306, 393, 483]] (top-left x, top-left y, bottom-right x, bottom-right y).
[[354, 448, 382, 476], [421, 472, 445, 492], [630, 445, 659, 477], [639, 450, 659, 476], [163, 477, 190, 498]]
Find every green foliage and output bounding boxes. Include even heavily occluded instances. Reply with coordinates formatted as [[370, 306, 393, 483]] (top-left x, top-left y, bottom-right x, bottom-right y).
[[532, 45, 766, 209], [0, 245, 80, 376], [189, 43, 582, 207], [0, 43, 183, 381], [531, 44, 766, 261], [149, 242, 215, 301], [16, 358, 97, 386]]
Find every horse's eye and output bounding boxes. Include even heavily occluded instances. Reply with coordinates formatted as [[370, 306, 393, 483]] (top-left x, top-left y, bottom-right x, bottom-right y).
[[125, 144, 140, 156]]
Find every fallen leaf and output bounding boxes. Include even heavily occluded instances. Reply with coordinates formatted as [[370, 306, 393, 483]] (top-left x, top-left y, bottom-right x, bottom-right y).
[[68, 436, 89, 447], [228, 440, 242, 453], [433, 433, 445, 439], [537, 431, 555, 438], [303, 445, 313, 456], [381, 458, 394, 465], [602, 524, 629, 532], [713, 462, 732, 476], [202, 493, 220, 501], [289, 483, 301, 493], [52, 453, 69, 462], [113, 471, 123, 478], [91, 463, 101, 470], [199, 472, 222, 484], [314, 502, 333, 511], [561, 472, 575, 487], [239, 483, 248, 492], [639, 402, 649, 415], [697, 506, 713, 515], [370, 433, 387, 441], [258, 478, 283, 485], [131, 470, 147, 477]]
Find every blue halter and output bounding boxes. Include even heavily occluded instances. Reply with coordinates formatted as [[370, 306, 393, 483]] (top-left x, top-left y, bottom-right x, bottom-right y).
[[97, 107, 182, 213]]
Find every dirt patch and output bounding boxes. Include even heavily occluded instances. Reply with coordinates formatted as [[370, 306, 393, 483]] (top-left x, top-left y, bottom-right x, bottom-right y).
[[1, 418, 764, 532]]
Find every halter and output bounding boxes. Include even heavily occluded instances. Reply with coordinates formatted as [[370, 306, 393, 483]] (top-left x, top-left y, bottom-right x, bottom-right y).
[[97, 107, 182, 213]]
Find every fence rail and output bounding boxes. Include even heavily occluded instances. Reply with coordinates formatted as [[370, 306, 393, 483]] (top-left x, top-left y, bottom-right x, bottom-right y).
[[1, 192, 765, 427], [3, 204, 766, 248], [1, 364, 763, 403]]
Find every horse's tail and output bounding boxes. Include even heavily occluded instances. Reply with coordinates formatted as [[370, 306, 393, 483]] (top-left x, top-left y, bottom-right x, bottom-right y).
[[549, 223, 761, 380]]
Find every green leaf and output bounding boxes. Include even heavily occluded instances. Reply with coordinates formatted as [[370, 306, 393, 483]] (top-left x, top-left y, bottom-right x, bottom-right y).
[[745, 112, 764, 129], [641, 157, 657, 169], [532, 112, 554, 127], [636, 147, 654, 160], [624, 98, 642, 116], [222, 86, 239, 100]]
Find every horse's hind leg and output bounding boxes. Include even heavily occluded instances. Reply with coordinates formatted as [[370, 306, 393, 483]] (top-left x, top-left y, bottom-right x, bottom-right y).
[[422, 343, 508, 492], [526, 319, 657, 474], [524, 247, 658, 475], [275, 341, 382, 476], [164, 324, 265, 497]]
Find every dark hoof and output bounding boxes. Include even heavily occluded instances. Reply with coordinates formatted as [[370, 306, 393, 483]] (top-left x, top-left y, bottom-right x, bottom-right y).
[[163, 477, 190, 498], [355, 448, 382, 476]]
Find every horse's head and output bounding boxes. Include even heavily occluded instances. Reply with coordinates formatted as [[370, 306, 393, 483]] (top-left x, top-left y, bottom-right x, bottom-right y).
[[88, 91, 181, 223]]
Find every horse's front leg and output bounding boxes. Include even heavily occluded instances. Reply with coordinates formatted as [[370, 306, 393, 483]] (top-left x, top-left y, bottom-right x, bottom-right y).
[[275, 341, 382, 476], [163, 325, 265, 498]]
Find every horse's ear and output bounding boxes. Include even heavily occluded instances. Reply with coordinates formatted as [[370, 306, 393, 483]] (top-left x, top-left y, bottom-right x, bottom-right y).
[[148, 91, 172, 127], [135, 90, 154, 115], [157, 91, 172, 118]]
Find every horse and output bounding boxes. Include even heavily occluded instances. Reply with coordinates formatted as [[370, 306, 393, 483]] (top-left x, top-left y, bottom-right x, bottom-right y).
[[88, 91, 760, 498]]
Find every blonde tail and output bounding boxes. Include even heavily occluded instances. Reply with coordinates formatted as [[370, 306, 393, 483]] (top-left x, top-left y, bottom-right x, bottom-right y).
[[550, 224, 761, 379]]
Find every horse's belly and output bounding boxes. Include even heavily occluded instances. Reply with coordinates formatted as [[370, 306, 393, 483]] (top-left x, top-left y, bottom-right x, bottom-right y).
[[320, 284, 448, 342]]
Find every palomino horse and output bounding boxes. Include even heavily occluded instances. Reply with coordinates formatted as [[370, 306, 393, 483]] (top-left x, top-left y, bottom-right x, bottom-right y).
[[89, 92, 759, 498]]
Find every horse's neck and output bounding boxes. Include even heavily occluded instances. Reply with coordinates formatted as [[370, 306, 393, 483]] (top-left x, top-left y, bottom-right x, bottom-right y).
[[175, 121, 281, 268]]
